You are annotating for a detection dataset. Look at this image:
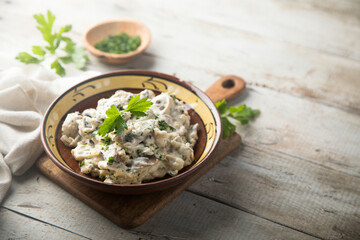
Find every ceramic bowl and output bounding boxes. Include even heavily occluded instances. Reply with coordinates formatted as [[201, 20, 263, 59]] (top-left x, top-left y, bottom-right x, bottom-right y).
[[83, 19, 151, 64], [41, 70, 222, 194]]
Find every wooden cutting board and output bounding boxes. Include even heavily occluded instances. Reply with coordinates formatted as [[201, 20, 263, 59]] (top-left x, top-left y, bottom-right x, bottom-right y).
[[36, 75, 245, 229]]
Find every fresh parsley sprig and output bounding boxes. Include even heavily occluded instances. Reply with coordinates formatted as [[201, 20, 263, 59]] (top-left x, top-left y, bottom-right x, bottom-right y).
[[216, 99, 259, 139], [15, 10, 89, 77], [97, 94, 153, 136]]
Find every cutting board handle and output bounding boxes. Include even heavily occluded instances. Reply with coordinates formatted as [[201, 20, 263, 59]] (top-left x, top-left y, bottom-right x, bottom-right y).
[[205, 75, 246, 103]]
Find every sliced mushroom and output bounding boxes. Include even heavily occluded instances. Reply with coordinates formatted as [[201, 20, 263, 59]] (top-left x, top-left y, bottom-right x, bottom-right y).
[[61, 112, 82, 139], [71, 144, 101, 161], [151, 93, 174, 115], [60, 135, 81, 148]]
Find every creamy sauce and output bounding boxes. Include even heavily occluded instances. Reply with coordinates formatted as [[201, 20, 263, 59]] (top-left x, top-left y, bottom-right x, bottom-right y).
[[60, 90, 198, 184]]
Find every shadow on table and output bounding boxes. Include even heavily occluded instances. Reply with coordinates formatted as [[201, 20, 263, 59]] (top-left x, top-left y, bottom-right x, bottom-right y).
[[88, 51, 157, 72], [134, 189, 239, 239]]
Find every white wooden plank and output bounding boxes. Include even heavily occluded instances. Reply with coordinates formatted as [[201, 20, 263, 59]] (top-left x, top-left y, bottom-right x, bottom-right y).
[[1, 166, 318, 240], [85, 0, 359, 113], [0, 207, 87, 240], [183, 85, 360, 239], [4, 0, 359, 61], [1, 167, 146, 239], [1, 0, 360, 113], [136, 190, 319, 240], [137, 4, 360, 112], [0, 1, 359, 239], [173, 0, 360, 60], [189, 132, 360, 239], [233, 86, 360, 177]]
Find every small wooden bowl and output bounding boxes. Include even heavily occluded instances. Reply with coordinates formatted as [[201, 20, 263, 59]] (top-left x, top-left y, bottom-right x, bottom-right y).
[[83, 19, 151, 65]]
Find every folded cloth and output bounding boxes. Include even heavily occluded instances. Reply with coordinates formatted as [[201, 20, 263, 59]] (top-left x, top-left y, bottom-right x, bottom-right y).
[[0, 65, 99, 203]]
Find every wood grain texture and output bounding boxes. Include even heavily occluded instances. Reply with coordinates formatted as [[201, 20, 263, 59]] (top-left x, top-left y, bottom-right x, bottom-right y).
[[189, 145, 360, 240], [36, 134, 242, 229], [2, 167, 319, 240], [135, 191, 319, 240], [1, 0, 360, 111], [0, 207, 88, 240], [1, 0, 360, 239], [234, 86, 360, 178]]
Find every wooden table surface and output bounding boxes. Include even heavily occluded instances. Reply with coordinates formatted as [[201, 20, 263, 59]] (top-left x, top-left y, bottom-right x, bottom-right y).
[[1, 0, 360, 239]]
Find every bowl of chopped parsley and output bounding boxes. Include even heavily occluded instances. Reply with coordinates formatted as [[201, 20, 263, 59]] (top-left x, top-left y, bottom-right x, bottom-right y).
[[84, 19, 151, 64]]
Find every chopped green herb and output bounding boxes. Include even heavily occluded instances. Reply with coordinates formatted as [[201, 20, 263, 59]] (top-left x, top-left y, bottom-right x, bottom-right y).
[[101, 135, 111, 145], [137, 149, 143, 154], [80, 161, 84, 166], [158, 120, 175, 131], [83, 143, 87, 145], [108, 156, 114, 163], [126, 168, 131, 172], [215, 99, 259, 139], [94, 33, 141, 54], [100, 176, 106, 181]]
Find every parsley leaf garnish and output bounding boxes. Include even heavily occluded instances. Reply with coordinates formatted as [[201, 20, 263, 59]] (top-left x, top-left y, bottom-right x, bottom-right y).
[[98, 105, 127, 136], [216, 99, 259, 139], [101, 135, 111, 145], [97, 94, 153, 136], [126, 94, 153, 117], [15, 10, 89, 77]]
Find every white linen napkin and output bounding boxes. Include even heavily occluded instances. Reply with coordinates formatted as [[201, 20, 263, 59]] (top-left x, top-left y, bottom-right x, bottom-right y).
[[0, 65, 99, 203]]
